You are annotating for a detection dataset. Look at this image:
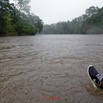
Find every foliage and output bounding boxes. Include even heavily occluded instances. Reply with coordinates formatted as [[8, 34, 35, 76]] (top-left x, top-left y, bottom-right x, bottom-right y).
[[41, 6, 103, 34], [0, 0, 43, 36]]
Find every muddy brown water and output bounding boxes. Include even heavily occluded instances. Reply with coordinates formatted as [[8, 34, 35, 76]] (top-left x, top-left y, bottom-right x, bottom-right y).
[[0, 35, 103, 103]]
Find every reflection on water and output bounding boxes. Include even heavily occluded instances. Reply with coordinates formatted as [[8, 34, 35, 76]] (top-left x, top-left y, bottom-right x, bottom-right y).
[[0, 35, 103, 103]]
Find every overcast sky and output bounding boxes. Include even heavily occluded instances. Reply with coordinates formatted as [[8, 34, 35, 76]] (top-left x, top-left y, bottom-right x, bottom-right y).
[[30, 0, 103, 24]]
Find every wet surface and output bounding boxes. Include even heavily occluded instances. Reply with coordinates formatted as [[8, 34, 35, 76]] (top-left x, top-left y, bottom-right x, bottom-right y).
[[0, 35, 103, 103]]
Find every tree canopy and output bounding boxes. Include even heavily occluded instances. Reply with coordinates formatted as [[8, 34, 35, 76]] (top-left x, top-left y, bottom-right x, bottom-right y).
[[0, 0, 43, 36], [41, 6, 103, 34]]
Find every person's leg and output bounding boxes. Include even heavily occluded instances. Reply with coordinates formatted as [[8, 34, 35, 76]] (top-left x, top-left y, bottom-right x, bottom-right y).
[[88, 65, 103, 89]]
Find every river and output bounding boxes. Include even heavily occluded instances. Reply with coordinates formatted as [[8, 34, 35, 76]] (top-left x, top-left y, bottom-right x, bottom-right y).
[[0, 35, 103, 103]]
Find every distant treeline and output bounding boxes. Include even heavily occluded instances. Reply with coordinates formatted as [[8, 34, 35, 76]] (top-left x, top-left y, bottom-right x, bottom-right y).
[[41, 6, 103, 34], [0, 0, 43, 36]]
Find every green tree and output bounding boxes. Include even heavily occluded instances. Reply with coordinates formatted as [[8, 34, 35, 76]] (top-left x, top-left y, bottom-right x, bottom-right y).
[[13, 0, 30, 13], [86, 6, 99, 17], [0, 0, 43, 36], [41, 6, 103, 34]]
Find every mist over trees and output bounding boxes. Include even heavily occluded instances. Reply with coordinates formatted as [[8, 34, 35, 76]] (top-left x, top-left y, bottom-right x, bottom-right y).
[[0, 0, 43, 36], [1, 2, 103, 36], [41, 6, 103, 34]]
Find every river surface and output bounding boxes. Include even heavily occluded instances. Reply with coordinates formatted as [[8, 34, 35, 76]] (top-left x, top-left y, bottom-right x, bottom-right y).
[[0, 35, 103, 103]]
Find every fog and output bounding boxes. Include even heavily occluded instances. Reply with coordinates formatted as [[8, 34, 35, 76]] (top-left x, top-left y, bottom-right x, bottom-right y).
[[30, 0, 103, 24]]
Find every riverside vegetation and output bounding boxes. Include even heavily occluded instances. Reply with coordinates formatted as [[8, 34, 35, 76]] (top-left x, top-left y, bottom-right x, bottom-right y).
[[0, 1, 103, 36], [0, 0, 43, 36], [41, 6, 103, 34]]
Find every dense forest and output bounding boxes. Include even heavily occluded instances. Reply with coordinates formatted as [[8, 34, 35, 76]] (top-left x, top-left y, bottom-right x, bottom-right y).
[[41, 6, 103, 34], [1, 1, 103, 36], [0, 0, 43, 36]]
